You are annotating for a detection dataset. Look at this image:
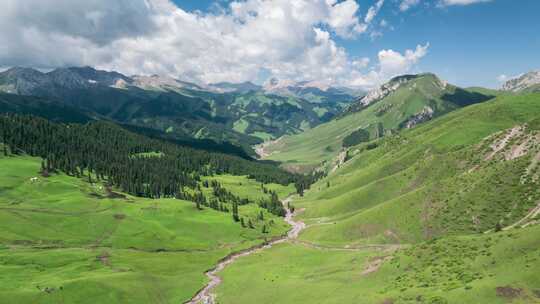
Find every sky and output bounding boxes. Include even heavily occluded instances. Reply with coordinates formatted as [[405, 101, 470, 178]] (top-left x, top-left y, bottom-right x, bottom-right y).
[[0, 0, 538, 89]]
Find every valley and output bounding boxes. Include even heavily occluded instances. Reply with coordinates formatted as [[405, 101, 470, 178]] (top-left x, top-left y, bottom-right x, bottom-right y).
[[2, 1, 540, 303], [1, 67, 539, 304]]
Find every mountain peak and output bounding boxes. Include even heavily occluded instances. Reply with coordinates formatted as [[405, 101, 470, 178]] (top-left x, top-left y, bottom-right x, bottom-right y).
[[356, 73, 447, 109], [502, 70, 540, 92]]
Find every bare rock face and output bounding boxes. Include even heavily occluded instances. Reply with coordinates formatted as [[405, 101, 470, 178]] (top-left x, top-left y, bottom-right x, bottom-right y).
[[502, 71, 540, 92], [404, 106, 434, 129]]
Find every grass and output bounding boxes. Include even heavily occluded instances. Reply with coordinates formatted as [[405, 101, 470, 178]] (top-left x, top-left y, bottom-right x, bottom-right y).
[[0, 154, 289, 303], [233, 118, 249, 133], [216, 225, 540, 304], [201, 174, 295, 202]]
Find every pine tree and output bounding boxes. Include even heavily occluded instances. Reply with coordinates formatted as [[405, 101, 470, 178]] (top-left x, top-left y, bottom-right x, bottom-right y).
[[1, 128, 7, 157], [232, 201, 239, 222]]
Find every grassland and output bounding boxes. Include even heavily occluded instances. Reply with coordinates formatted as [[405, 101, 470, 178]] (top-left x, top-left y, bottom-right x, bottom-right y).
[[216, 225, 540, 304], [215, 93, 540, 304], [0, 154, 291, 303]]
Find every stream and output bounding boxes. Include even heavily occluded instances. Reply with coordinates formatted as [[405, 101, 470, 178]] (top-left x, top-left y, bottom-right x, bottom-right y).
[[185, 196, 304, 304]]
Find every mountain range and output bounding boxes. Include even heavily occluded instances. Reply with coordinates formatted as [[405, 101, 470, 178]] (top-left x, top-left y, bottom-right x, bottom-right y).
[[0, 66, 362, 154]]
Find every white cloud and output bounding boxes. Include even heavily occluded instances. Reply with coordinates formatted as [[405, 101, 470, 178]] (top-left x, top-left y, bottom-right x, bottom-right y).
[[327, 0, 365, 38], [399, 0, 421, 11], [350, 43, 430, 88], [365, 0, 385, 24], [0, 0, 428, 89], [440, 0, 492, 6]]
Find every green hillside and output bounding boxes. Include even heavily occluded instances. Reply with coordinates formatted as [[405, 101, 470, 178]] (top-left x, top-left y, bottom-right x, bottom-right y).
[[261, 74, 494, 173], [295, 93, 540, 245], [213, 93, 540, 304], [0, 154, 292, 303]]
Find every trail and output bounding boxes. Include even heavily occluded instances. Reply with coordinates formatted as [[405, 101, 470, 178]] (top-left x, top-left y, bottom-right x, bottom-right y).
[[185, 196, 303, 304], [503, 200, 540, 230]]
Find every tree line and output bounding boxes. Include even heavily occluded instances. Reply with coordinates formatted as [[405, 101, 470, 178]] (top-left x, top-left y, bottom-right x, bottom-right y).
[[0, 114, 299, 199]]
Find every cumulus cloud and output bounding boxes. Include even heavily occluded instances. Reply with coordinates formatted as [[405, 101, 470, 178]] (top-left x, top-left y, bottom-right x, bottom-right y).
[[350, 43, 430, 88], [0, 0, 427, 89]]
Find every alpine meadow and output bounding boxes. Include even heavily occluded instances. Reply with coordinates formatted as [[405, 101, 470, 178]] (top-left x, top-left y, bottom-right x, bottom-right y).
[[0, 0, 539, 304]]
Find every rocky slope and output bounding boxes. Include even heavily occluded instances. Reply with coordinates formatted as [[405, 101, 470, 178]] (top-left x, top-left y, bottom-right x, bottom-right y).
[[502, 70, 540, 92]]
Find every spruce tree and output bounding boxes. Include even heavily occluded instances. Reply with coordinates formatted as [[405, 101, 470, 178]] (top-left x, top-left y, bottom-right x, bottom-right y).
[[232, 202, 239, 222]]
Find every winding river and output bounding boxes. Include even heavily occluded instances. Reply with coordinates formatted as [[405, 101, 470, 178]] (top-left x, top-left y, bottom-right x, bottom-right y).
[[185, 196, 304, 304]]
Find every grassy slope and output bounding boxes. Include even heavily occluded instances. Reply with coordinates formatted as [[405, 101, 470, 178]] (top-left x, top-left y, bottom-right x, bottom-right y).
[[215, 93, 540, 304], [264, 76, 493, 172], [295, 93, 540, 246], [0, 155, 290, 303]]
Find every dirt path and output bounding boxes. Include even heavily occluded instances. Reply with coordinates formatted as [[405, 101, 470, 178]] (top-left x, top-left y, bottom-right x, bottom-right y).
[[504, 200, 540, 230], [185, 196, 304, 304]]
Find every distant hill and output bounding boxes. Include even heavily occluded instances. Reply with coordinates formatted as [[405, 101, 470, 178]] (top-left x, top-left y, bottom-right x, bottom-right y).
[[260, 73, 495, 172], [263, 77, 365, 104]]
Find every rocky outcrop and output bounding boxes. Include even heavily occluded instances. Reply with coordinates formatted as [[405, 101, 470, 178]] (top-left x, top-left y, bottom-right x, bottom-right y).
[[403, 106, 434, 129], [502, 71, 540, 92]]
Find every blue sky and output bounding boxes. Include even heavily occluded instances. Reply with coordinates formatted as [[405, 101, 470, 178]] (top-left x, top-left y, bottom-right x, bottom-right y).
[[2, 0, 538, 89], [173, 0, 540, 88]]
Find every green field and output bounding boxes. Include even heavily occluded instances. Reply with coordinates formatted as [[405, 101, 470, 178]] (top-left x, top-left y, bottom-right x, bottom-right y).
[[0, 155, 290, 303], [216, 226, 540, 304]]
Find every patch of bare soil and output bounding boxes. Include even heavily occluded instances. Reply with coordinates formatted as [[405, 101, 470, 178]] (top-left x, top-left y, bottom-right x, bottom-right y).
[[496, 286, 524, 300], [254, 137, 283, 159], [484, 126, 524, 161], [361, 256, 392, 276]]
